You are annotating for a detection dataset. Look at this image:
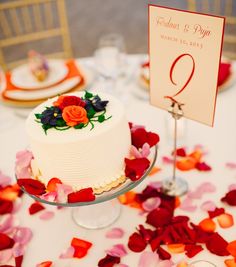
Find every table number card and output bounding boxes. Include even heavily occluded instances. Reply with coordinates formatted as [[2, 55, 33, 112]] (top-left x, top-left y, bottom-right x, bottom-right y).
[[149, 5, 225, 126]]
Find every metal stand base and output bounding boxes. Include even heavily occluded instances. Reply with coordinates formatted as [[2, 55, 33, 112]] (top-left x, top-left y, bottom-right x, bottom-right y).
[[71, 199, 121, 229], [162, 177, 188, 196]]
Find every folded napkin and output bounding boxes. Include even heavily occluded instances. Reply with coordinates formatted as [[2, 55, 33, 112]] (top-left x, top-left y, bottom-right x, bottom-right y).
[[2, 60, 85, 99], [218, 62, 232, 86]]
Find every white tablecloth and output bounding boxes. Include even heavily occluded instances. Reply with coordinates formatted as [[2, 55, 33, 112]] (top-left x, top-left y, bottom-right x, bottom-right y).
[[0, 55, 236, 267]]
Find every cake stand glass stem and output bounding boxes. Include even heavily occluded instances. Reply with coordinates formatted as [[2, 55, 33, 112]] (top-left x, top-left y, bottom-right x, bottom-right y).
[[172, 113, 178, 182]]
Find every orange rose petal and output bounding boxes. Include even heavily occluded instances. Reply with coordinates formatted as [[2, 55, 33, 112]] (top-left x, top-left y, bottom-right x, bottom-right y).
[[175, 197, 181, 208], [148, 166, 161, 176], [0, 185, 20, 201], [177, 262, 188, 267], [227, 241, 236, 257], [217, 213, 234, 229], [225, 259, 236, 267], [167, 243, 185, 254], [46, 178, 62, 192], [36, 261, 53, 267], [176, 157, 196, 171], [71, 238, 92, 250], [73, 246, 89, 258], [129, 201, 143, 210], [199, 218, 216, 232], [118, 191, 136, 205], [188, 150, 202, 162]]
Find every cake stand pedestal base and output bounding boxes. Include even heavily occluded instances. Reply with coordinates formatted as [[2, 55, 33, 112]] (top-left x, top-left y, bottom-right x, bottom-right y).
[[71, 198, 121, 229], [162, 177, 188, 196]]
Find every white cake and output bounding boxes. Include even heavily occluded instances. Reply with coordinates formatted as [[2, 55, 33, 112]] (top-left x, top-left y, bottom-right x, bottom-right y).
[[25, 92, 131, 190]]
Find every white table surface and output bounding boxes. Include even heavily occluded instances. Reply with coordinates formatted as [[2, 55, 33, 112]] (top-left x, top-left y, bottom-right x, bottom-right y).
[[0, 55, 236, 267]]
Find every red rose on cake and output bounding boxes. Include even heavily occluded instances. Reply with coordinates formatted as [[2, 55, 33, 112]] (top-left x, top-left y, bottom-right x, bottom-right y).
[[54, 95, 86, 110], [62, 105, 89, 126]]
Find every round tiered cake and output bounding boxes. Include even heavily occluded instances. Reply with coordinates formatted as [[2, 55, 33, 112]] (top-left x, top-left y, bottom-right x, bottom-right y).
[[25, 91, 131, 191]]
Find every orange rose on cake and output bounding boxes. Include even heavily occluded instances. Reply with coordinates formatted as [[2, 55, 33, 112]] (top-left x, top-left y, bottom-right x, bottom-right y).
[[62, 105, 89, 127]]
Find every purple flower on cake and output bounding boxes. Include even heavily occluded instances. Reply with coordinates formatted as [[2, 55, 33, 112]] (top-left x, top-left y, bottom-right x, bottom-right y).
[[40, 107, 63, 126], [85, 95, 108, 112]]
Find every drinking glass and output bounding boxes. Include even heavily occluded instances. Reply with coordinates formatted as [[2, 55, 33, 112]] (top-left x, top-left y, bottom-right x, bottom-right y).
[[94, 33, 126, 96]]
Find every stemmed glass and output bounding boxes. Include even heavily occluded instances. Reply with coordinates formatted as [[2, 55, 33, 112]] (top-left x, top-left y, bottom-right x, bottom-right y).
[[94, 33, 126, 97]]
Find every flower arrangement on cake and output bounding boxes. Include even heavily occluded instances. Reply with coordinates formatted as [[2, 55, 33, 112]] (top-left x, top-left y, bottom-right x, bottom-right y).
[[16, 123, 159, 204], [35, 91, 111, 133]]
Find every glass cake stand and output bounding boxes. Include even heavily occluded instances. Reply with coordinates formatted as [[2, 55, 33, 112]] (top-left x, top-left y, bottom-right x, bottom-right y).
[[18, 146, 157, 229]]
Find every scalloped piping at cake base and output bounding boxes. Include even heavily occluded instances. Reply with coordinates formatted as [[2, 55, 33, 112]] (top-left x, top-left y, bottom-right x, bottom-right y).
[[93, 175, 127, 195]]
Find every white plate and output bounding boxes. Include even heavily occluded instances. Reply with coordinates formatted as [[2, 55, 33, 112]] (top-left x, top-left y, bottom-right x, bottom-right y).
[[4, 76, 81, 101], [11, 59, 68, 89]]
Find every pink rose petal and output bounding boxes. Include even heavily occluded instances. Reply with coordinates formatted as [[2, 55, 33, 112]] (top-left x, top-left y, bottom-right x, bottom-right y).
[[0, 248, 13, 263], [187, 190, 203, 199], [59, 246, 75, 259], [142, 143, 151, 158], [12, 243, 25, 257], [105, 244, 127, 258], [39, 211, 55, 220], [142, 197, 161, 212], [15, 150, 33, 178], [200, 201, 216, 212], [106, 228, 125, 239], [179, 197, 197, 212], [12, 198, 22, 214], [138, 251, 160, 267], [162, 156, 173, 164], [228, 184, 236, 191], [0, 171, 11, 187], [149, 181, 162, 189], [40, 192, 57, 202], [0, 214, 15, 234], [14, 227, 32, 245], [158, 260, 173, 267], [199, 182, 216, 193], [130, 145, 142, 159], [56, 184, 73, 203], [226, 162, 236, 169], [116, 265, 129, 267]]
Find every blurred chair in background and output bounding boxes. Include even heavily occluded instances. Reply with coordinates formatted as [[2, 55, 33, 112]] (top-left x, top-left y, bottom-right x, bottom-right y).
[[0, 0, 72, 70], [188, 0, 236, 59]]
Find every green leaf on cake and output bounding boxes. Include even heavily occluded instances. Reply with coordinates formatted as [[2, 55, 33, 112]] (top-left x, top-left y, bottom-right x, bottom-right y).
[[56, 119, 67, 127], [42, 124, 53, 134], [87, 108, 96, 119], [35, 113, 42, 119], [74, 123, 84, 129], [84, 91, 93, 99], [98, 114, 105, 123]]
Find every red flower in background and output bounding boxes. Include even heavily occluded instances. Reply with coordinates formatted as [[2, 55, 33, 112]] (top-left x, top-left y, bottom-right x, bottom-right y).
[[98, 254, 120, 267], [54, 95, 86, 110]]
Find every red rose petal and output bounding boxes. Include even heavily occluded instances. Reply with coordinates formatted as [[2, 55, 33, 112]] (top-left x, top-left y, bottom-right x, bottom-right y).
[[146, 132, 160, 147], [15, 255, 23, 267], [173, 148, 187, 157], [29, 202, 45, 215], [71, 238, 92, 250], [195, 162, 212, 171], [17, 178, 46, 195], [0, 199, 13, 215], [185, 244, 203, 258], [0, 233, 15, 251], [36, 261, 53, 267], [227, 241, 236, 257], [131, 128, 159, 149], [221, 190, 236, 206], [128, 232, 147, 252], [206, 232, 229, 256], [208, 207, 225, 218], [98, 254, 120, 267], [73, 246, 89, 258], [146, 208, 173, 228], [125, 158, 150, 181], [157, 246, 171, 260], [67, 188, 95, 203], [46, 178, 62, 192]]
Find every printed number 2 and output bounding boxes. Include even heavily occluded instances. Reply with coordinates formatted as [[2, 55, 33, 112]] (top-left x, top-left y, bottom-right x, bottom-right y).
[[165, 53, 195, 103]]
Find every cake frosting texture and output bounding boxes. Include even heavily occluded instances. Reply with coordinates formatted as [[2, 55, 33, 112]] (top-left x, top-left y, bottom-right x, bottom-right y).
[[26, 92, 131, 190]]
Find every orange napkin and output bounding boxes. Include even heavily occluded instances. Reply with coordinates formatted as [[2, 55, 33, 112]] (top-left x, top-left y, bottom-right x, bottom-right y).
[[218, 62, 232, 86], [2, 60, 85, 98]]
